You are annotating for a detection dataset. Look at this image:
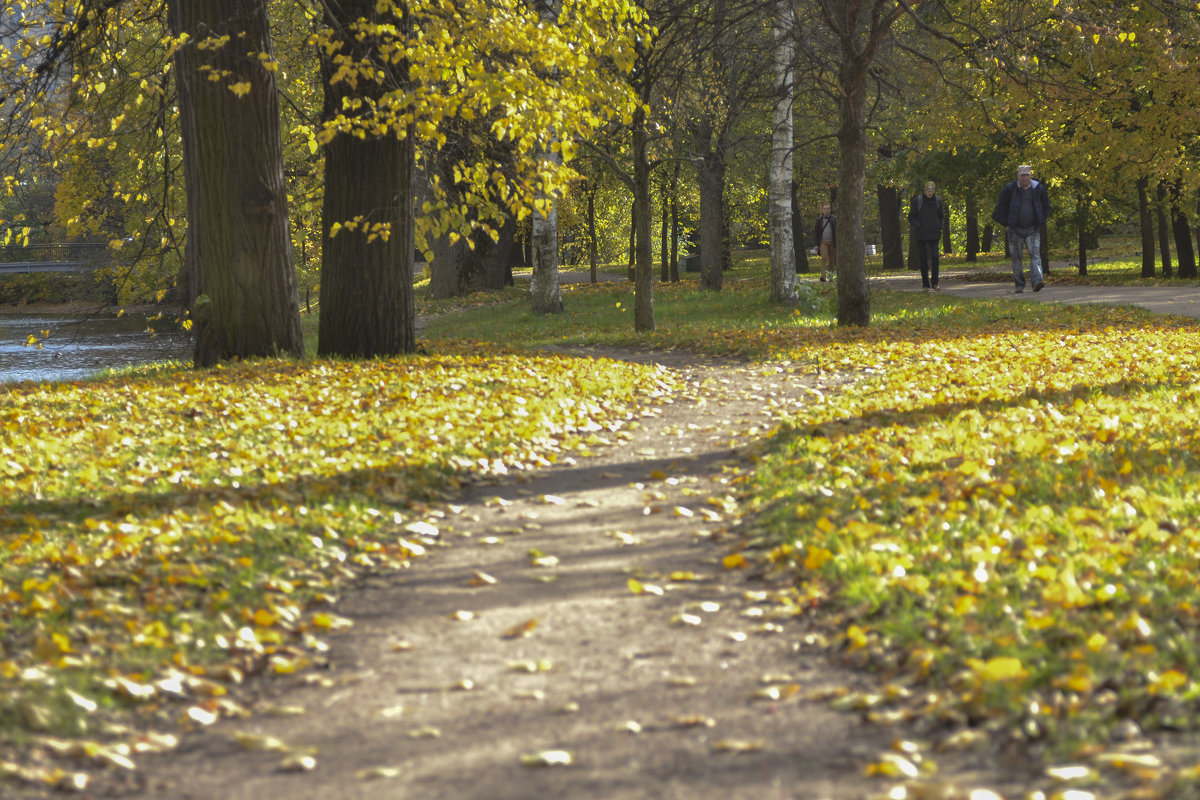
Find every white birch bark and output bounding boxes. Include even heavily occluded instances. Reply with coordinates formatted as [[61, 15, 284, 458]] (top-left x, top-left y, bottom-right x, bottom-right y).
[[768, 0, 797, 304], [529, 0, 563, 314]]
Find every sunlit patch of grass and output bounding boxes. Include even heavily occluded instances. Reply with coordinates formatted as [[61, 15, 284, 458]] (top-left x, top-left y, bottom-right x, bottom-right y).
[[0, 350, 671, 764], [747, 305, 1200, 750]]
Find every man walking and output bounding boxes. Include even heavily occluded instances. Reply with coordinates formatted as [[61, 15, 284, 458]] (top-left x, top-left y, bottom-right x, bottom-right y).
[[813, 202, 836, 283], [909, 181, 945, 291], [992, 164, 1051, 293]]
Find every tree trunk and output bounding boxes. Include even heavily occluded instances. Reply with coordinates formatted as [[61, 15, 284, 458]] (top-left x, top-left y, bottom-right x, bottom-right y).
[[878, 185, 903, 271], [169, 0, 303, 367], [1174, 197, 1196, 279], [834, 45, 869, 327], [482, 216, 516, 290], [627, 199, 636, 281], [965, 195, 979, 261], [530, 0, 563, 313], [696, 135, 725, 292], [941, 208, 951, 254], [768, 0, 796, 304], [982, 223, 994, 252], [1138, 177, 1155, 278], [428, 231, 466, 299], [793, 181, 809, 274], [318, 0, 415, 357], [1156, 182, 1172, 277], [669, 161, 681, 282], [659, 174, 669, 282], [632, 109, 654, 331], [1076, 195, 1089, 277], [587, 186, 599, 283]]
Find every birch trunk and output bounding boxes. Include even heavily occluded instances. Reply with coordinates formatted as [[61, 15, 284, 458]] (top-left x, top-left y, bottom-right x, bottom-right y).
[[529, 0, 563, 313], [768, 0, 796, 304]]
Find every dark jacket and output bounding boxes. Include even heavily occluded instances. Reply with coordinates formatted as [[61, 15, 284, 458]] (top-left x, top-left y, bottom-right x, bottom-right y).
[[813, 215, 836, 245], [908, 193, 945, 241], [992, 179, 1051, 230]]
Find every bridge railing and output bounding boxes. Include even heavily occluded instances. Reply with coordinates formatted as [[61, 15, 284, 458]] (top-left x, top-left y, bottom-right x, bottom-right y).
[[0, 242, 110, 274]]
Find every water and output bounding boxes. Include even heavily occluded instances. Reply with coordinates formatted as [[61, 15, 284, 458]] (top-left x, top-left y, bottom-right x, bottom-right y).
[[0, 311, 193, 386]]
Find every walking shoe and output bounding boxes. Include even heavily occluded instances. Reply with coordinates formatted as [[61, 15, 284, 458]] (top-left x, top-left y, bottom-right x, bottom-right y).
[[1033, 281, 1044, 292], [932, 285, 941, 291], [1014, 287, 1024, 293], [922, 285, 930, 291]]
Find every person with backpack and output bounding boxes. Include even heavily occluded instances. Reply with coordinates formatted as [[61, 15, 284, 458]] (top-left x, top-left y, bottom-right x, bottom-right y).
[[909, 181, 945, 291], [992, 164, 1051, 293]]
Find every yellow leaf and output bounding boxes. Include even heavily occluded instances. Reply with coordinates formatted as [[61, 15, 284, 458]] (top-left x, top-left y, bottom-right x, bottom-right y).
[[975, 656, 1027, 682], [804, 547, 833, 571], [722, 553, 747, 570], [228, 81, 252, 97]]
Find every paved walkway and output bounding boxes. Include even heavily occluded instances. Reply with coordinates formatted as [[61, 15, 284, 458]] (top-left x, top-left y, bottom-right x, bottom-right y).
[[869, 266, 1200, 320]]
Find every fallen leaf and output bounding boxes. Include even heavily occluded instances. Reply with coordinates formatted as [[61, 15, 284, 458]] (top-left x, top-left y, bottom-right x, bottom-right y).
[[520, 749, 573, 767], [502, 618, 539, 639]]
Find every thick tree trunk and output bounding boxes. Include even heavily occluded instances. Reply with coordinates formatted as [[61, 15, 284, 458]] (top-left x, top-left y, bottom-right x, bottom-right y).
[[1156, 182, 1172, 277], [965, 196, 979, 262], [981, 223, 994, 252], [1174, 201, 1196, 278], [633, 112, 654, 331], [834, 56, 869, 326], [768, 0, 796, 304], [318, 0, 415, 357], [428, 232, 466, 299], [878, 185, 903, 271], [941, 210, 951, 254], [793, 181, 809, 274], [482, 216, 516, 290], [530, 191, 563, 312], [696, 138, 725, 292], [169, 0, 303, 367], [1138, 177, 1155, 278]]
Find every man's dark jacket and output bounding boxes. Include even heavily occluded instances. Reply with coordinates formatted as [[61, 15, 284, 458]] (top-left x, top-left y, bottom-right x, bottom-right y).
[[908, 193, 945, 241], [992, 179, 1051, 230]]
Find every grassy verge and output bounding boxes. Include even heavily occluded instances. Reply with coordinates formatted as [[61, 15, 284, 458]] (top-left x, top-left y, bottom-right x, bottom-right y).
[[425, 272, 1200, 782], [0, 347, 672, 788]]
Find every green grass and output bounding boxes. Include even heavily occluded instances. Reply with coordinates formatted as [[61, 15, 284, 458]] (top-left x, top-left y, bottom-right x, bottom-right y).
[[421, 257, 1200, 770]]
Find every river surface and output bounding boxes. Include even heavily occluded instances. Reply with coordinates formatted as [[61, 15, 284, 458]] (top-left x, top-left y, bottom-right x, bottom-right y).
[[0, 311, 193, 386]]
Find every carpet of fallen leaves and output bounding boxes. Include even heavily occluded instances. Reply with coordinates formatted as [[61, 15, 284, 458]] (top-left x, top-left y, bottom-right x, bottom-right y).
[[0, 352, 673, 792], [744, 308, 1200, 795]]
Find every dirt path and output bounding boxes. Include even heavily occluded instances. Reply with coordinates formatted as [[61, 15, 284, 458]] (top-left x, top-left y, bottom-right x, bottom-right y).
[[101, 346, 1036, 800]]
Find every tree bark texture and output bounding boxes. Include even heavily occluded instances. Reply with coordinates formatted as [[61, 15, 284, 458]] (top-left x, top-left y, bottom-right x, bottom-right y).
[[633, 113, 655, 331], [318, 0, 416, 357], [1138, 177, 1155, 278], [793, 182, 809, 274], [1173, 200, 1196, 278], [965, 196, 979, 261], [696, 136, 725, 292], [768, 0, 796, 305], [530, 0, 563, 313], [1156, 182, 1172, 277], [169, 0, 303, 367], [877, 185, 903, 271]]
